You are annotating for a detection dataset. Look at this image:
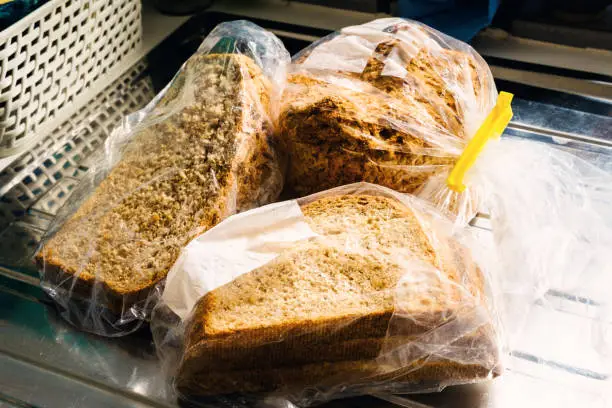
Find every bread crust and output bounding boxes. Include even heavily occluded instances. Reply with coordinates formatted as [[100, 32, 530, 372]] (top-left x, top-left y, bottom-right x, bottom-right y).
[[177, 357, 497, 397]]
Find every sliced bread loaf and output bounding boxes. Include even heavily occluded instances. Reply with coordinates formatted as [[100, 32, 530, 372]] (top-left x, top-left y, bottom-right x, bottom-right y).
[[36, 53, 283, 315], [279, 20, 495, 217], [177, 194, 497, 396]]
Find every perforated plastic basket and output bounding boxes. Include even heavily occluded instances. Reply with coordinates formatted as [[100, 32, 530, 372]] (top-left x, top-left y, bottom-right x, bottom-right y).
[[0, 60, 154, 253], [0, 0, 142, 158]]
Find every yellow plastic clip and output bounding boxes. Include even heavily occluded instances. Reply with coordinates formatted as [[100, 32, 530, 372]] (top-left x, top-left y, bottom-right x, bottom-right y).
[[446, 91, 514, 193]]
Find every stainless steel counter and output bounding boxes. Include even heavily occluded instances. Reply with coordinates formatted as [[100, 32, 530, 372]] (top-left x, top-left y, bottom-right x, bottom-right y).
[[1, 10, 611, 408]]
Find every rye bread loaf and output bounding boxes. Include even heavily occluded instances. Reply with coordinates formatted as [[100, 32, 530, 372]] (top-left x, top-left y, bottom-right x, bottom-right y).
[[36, 53, 283, 315], [177, 194, 497, 397], [279, 20, 495, 215]]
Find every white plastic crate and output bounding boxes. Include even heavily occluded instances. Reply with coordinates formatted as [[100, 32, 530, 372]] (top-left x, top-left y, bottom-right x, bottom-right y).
[[0, 0, 142, 157], [0, 60, 154, 241]]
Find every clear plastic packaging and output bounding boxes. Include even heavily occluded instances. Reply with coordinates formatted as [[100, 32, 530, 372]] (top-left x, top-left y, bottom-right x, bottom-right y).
[[34, 21, 291, 337], [151, 182, 502, 406], [279, 17, 497, 224], [416, 91, 612, 405], [447, 136, 612, 347], [447, 136, 612, 408], [280, 18, 612, 394]]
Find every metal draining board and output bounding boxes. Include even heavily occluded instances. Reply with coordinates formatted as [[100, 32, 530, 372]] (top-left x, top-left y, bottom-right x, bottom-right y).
[[0, 12, 611, 407]]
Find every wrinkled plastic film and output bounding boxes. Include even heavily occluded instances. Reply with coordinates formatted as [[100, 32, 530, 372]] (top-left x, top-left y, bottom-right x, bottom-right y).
[[421, 126, 612, 405], [280, 18, 496, 223], [482, 138, 612, 407], [35, 21, 291, 337], [197, 20, 288, 93], [472, 139, 612, 347], [151, 182, 501, 406]]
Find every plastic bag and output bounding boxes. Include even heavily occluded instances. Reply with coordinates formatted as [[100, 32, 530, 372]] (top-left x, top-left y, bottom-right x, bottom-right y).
[[151, 182, 502, 406], [279, 17, 496, 225], [451, 136, 612, 349], [421, 106, 612, 405], [280, 18, 612, 396], [34, 21, 291, 337]]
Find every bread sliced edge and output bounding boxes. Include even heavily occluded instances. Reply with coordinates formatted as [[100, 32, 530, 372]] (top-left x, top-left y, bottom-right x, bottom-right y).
[[176, 355, 499, 398]]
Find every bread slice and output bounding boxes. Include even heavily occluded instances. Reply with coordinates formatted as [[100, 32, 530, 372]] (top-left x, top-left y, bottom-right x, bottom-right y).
[[178, 357, 495, 398], [36, 53, 283, 315], [279, 23, 493, 216], [178, 194, 497, 396]]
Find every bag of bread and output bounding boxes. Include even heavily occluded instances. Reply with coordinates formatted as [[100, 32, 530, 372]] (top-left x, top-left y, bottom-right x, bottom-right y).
[[151, 182, 502, 406], [35, 21, 291, 336], [279, 17, 496, 225]]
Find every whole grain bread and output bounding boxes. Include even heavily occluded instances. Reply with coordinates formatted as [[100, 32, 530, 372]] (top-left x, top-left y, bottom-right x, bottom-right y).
[[178, 358, 495, 398], [36, 53, 283, 315], [279, 21, 494, 216], [178, 194, 497, 397]]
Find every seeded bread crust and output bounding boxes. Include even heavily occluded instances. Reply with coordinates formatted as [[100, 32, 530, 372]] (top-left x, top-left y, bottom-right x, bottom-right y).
[[36, 53, 282, 315], [178, 194, 496, 396]]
